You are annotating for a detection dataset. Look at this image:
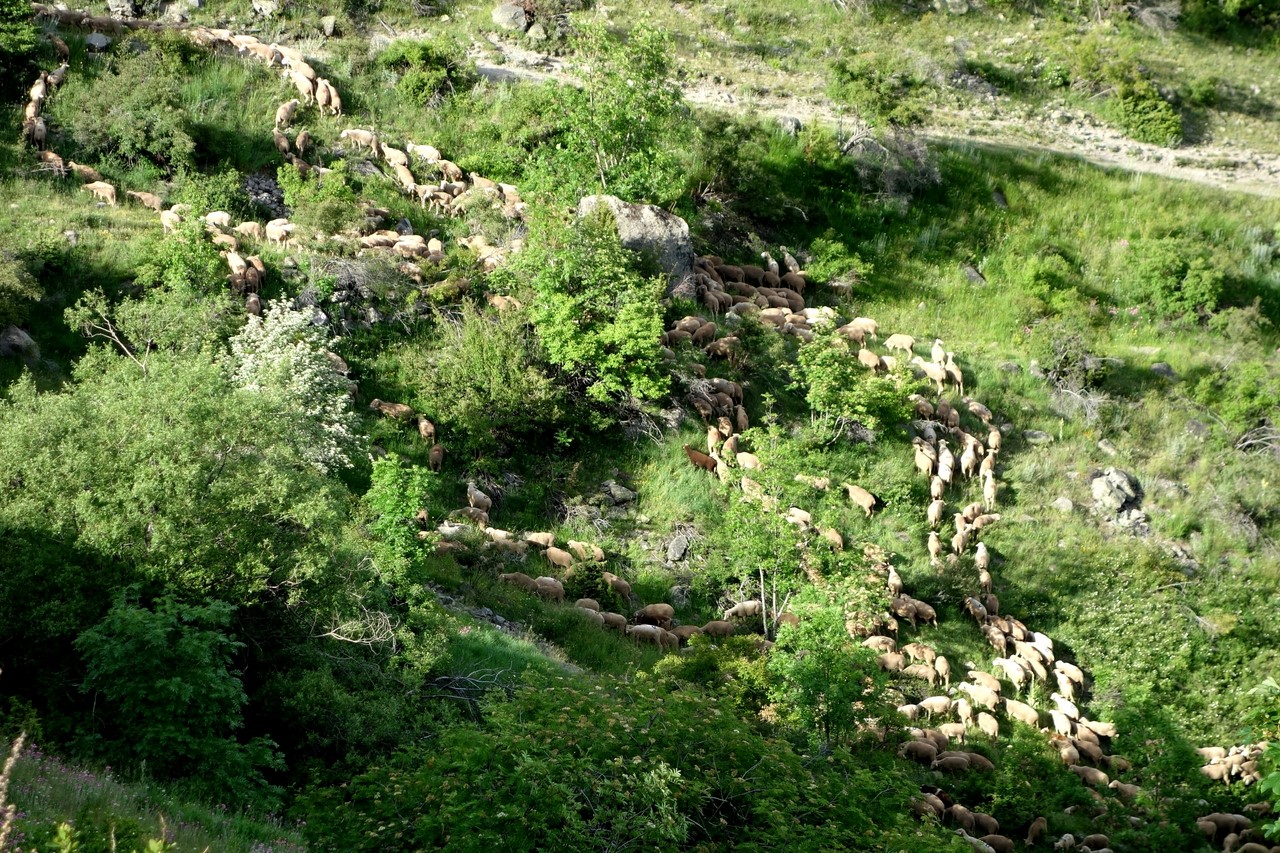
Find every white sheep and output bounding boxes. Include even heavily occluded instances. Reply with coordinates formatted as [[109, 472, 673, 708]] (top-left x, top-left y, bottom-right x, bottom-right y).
[[884, 333, 916, 356], [275, 98, 301, 128], [724, 600, 763, 621]]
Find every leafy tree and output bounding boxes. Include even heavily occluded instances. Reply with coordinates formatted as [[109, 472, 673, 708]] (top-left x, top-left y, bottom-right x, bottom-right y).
[[74, 595, 282, 807], [377, 39, 475, 107], [793, 334, 912, 432], [532, 25, 692, 205], [494, 210, 668, 408], [1118, 237, 1225, 318], [386, 302, 565, 455], [229, 300, 363, 474], [0, 249, 42, 329], [0, 352, 347, 605], [767, 606, 888, 751], [0, 0, 38, 103]]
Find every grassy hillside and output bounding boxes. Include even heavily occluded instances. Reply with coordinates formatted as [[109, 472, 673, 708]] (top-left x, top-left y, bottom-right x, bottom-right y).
[[0, 0, 1278, 850]]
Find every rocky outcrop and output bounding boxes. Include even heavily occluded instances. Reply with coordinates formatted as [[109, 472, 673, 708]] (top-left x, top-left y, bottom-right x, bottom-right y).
[[577, 195, 694, 293]]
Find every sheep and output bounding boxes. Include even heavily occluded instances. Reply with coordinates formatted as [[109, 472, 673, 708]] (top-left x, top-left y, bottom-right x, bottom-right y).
[[540, 546, 574, 571], [877, 652, 906, 672], [369, 399, 414, 420], [160, 209, 182, 233], [919, 696, 953, 717], [1072, 738, 1103, 765], [736, 451, 763, 470], [1200, 763, 1232, 782], [272, 127, 292, 157], [578, 608, 605, 627], [930, 475, 946, 501], [978, 836, 1013, 853], [466, 483, 492, 513], [955, 830, 995, 853], [724, 600, 763, 621], [585, 573, 628, 605], [887, 567, 904, 598], [81, 181, 117, 206], [340, 128, 378, 151], [524, 532, 555, 549], [275, 98, 301, 128], [454, 507, 488, 527], [843, 483, 883, 517], [1003, 697, 1040, 728], [287, 69, 315, 103], [1080, 834, 1110, 850], [935, 656, 951, 686], [701, 620, 735, 638], [575, 598, 600, 612], [1052, 835, 1076, 851], [1068, 764, 1109, 788], [903, 664, 939, 686], [958, 682, 1000, 712], [1054, 671, 1078, 701], [1025, 816, 1047, 847], [428, 443, 445, 472], [944, 354, 965, 395], [635, 603, 675, 628], [861, 636, 896, 653], [670, 625, 702, 646], [897, 703, 921, 722], [626, 624, 663, 646], [993, 658, 1030, 692], [932, 756, 970, 773], [533, 576, 565, 603], [1049, 692, 1079, 720], [68, 161, 104, 183], [1108, 780, 1140, 802], [903, 642, 937, 665], [599, 612, 627, 633], [912, 356, 948, 394], [976, 712, 1000, 739], [899, 740, 937, 764], [246, 293, 261, 315], [926, 499, 946, 529], [884, 333, 916, 356], [1049, 709, 1074, 737], [857, 346, 884, 373], [683, 444, 718, 473], [499, 572, 540, 594], [231, 221, 264, 241], [1054, 660, 1085, 685], [406, 141, 441, 163]]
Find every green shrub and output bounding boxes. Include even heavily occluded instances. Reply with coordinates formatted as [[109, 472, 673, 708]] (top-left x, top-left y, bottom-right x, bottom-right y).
[[377, 39, 475, 108], [276, 160, 360, 233], [1117, 237, 1224, 318], [1104, 78, 1184, 146], [53, 42, 196, 173], [1189, 361, 1280, 431], [793, 334, 912, 432], [171, 168, 254, 221], [0, 249, 43, 328], [828, 53, 929, 128], [0, 0, 38, 103]]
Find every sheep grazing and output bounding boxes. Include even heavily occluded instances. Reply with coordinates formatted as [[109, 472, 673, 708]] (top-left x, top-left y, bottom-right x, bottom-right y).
[[701, 619, 734, 638], [634, 603, 675, 628], [340, 128, 378, 151], [499, 571, 539, 594], [68, 161, 103, 183], [862, 636, 896, 653], [683, 444, 718, 474], [81, 181, 117, 206], [275, 98, 300, 128], [724, 600, 763, 621], [428, 443, 445, 472], [898, 740, 937, 764], [533, 576, 565, 603], [369, 399, 414, 420], [467, 483, 492, 513], [601, 571, 632, 601], [125, 190, 164, 211], [843, 483, 883, 517], [857, 346, 884, 373], [599, 612, 627, 633], [884, 333, 916, 356], [1003, 697, 1040, 728], [160, 209, 182, 233], [1068, 764, 1109, 788], [912, 356, 948, 394]]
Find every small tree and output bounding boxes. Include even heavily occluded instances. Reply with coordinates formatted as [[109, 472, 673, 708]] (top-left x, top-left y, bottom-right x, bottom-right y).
[[0, 0, 37, 103], [229, 300, 363, 473], [794, 334, 911, 434]]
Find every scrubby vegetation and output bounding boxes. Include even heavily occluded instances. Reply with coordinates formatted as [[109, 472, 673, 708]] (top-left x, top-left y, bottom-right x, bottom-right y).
[[1, 0, 1278, 850]]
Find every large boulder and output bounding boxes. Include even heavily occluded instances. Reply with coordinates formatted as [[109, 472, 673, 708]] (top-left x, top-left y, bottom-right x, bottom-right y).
[[0, 326, 39, 362], [577, 195, 694, 293], [492, 2, 528, 31], [1091, 467, 1142, 514]]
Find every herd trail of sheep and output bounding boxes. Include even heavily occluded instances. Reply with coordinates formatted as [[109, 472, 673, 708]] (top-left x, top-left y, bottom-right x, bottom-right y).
[[12, 9, 1277, 850]]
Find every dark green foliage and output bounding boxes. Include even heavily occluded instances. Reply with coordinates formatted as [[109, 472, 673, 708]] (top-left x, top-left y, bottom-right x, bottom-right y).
[[1103, 78, 1184, 146], [170, 169, 254, 221], [1188, 360, 1280, 431], [276, 160, 360, 233], [0, 249, 43, 328], [74, 595, 282, 808], [494, 209, 667, 408], [52, 43, 196, 174], [794, 334, 912, 432], [0, 0, 37, 102], [295, 672, 955, 851], [377, 39, 475, 107], [828, 53, 930, 128], [1118, 237, 1225, 317], [386, 302, 566, 456]]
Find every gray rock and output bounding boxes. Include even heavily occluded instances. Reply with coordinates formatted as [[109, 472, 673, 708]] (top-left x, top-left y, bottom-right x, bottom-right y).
[[1186, 419, 1209, 438], [777, 115, 803, 136], [1028, 359, 1045, 378], [666, 534, 689, 562], [85, 33, 113, 51], [107, 0, 139, 16], [578, 194, 694, 292], [601, 479, 637, 505], [525, 22, 547, 42], [492, 2, 528, 31], [320, 14, 337, 35], [1151, 362, 1178, 380], [1097, 438, 1118, 457], [0, 326, 40, 361], [187, 0, 203, 8], [395, 217, 413, 235], [63, 230, 78, 246], [1090, 467, 1141, 513], [668, 585, 691, 609], [1051, 496, 1074, 514], [998, 361, 1022, 373], [1022, 429, 1054, 445], [252, 0, 278, 17]]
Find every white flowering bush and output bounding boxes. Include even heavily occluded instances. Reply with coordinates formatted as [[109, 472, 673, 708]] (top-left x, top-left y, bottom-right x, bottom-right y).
[[229, 301, 361, 473]]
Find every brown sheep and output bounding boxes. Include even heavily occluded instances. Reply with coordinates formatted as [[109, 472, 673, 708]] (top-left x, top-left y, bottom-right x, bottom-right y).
[[861, 636, 896, 653], [634, 603, 675, 628], [843, 483, 883, 517], [931, 756, 970, 773], [498, 572, 539, 594], [1080, 834, 1109, 850], [904, 664, 940, 686], [467, 483, 492, 513], [524, 531, 555, 549], [683, 444, 717, 473], [369, 399, 415, 420], [455, 507, 488, 527], [599, 612, 627, 633], [544, 546, 575, 570], [946, 803, 976, 831], [81, 181, 117, 206], [701, 620, 735, 638], [575, 598, 600, 611], [626, 624, 663, 646], [602, 571, 632, 601], [976, 712, 1000, 740], [972, 813, 999, 836], [898, 740, 938, 764], [877, 652, 905, 672], [1025, 817, 1047, 846], [724, 600, 763, 621], [1004, 698, 1040, 728], [979, 836, 1013, 853], [416, 417, 436, 444], [428, 443, 445, 472], [534, 576, 565, 603], [670, 625, 702, 645], [1068, 765, 1109, 788]]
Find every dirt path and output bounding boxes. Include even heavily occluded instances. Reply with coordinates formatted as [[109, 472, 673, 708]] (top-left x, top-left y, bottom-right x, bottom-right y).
[[472, 36, 1280, 199]]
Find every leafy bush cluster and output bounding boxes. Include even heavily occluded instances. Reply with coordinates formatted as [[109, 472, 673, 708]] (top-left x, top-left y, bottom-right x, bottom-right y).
[[1116, 237, 1225, 318], [0, 0, 38, 103], [276, 160, 360, 233], [0, 249, 43, 329], [377, 39, 475, 108], [794, 334, 912, 432], [1069, 37, 1183, 145], [828, 53, 930, 128]]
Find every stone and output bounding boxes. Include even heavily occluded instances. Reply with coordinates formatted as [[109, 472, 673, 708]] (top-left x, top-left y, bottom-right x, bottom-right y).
[[187, 0, 203, 7], [998, 361, 1022, 373], [666, 534, 689, 562], [63, 230, 78, 246], [492, 2, 528, 31], [251, 0, 278, 17], [107, 0, 139, 16], [1022, 429, 1054, 445], [1091, 467, 1141, 513], [578, 194, 695, 292], [1051, 496, 1074, 514], [320, 14, 337, 36], [1186, 419, 1209, 438], [777, 115, 803, 136], [601, 480, 637, 505], [1097, 438, 1118, 456], [1151, 362, 1178, 380], [85, 33, 113, 51], [0, 326, 40, 362], [395, 217, 413, 235], [525, 22, 547, 42], [668, 585, 691, 609], [1028, 359, 1045, 378]]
